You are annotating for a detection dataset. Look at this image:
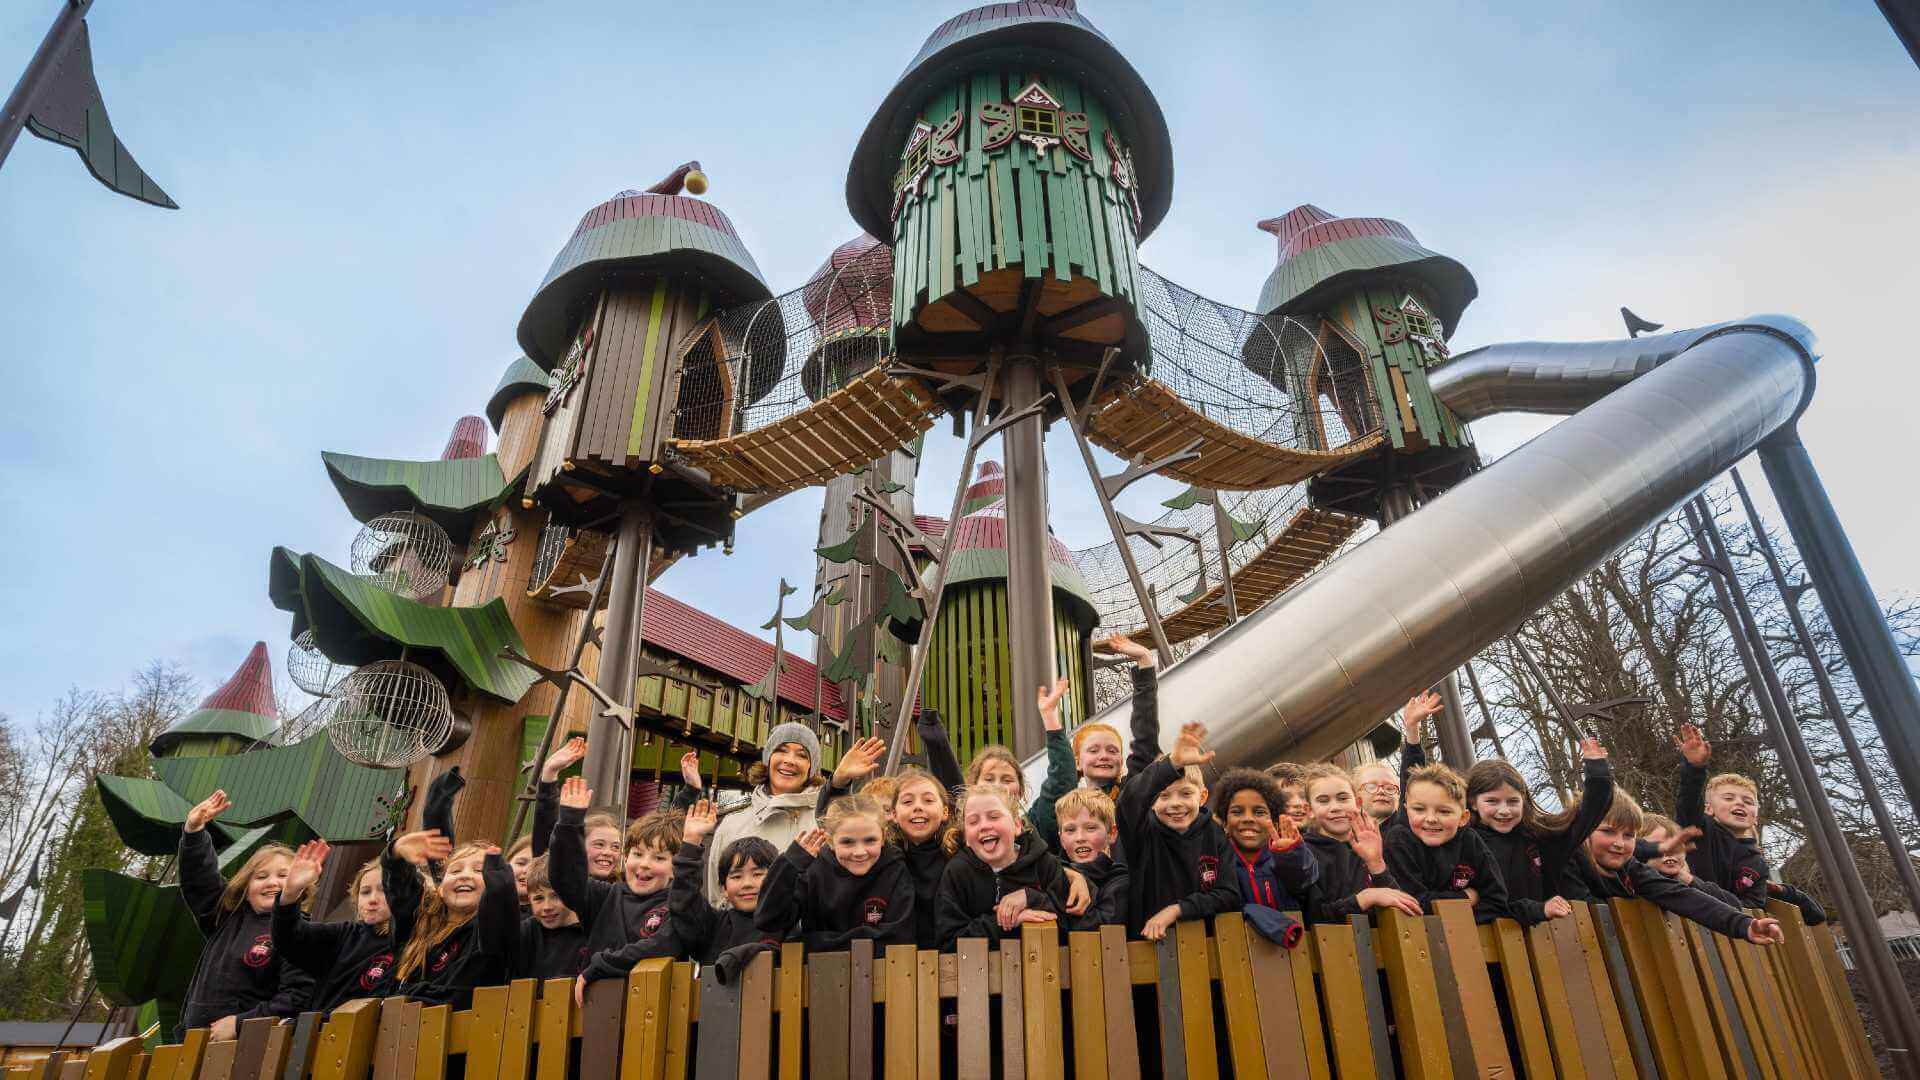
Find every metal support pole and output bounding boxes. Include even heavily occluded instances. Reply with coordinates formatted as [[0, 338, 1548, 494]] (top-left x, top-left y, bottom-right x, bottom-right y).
[[1209, 493, 1241, 624], [1000, 358, 1056, 760], [1380, 485, 1475, 766], [584, 503, 652, 814], [1732, 468, 1920, 918], [0, 1, 91, 171], [1691, 497, 1920, 1073], [1459, 661, 1512, 760], [1759, 428, 1920, 818]]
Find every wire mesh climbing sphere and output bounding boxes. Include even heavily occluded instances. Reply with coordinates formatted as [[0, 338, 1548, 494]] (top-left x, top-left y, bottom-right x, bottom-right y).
[[349, 512, 453, 601], [286, 630, 350, 696], [276, 693, 335, 746], [327, 660, 454, 768]]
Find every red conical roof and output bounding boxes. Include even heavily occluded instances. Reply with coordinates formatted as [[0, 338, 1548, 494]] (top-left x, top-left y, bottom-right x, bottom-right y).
[[441, 416, 489, 461], [199, 641, 280, 719], [151, 641, 282, 754]]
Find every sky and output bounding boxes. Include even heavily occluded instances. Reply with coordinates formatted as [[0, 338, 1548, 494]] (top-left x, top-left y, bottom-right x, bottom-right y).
[[1, 1, 1916, 724]]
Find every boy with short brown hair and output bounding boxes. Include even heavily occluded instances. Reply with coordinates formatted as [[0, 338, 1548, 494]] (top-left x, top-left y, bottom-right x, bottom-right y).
[[1116, 724, 1240, 940], [1054, 788, 1127, 931], [1384, 763, 1511, 923]]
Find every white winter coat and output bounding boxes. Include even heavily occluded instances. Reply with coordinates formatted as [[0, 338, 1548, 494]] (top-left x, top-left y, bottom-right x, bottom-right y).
[[703, 785, 821, 907]]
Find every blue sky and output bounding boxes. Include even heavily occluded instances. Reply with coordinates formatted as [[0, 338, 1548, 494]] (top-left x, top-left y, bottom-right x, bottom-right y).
[[1, 1, 1916, 722]]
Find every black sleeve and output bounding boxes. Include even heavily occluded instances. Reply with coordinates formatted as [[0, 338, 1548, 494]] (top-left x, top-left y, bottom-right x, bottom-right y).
[[669, 842, 718, 944], [816, 780, 852, 819], [548, 806, 612, 930], [1464, 833, 1511, 924], [1630, 862, 1754, 940], [935, 863, 1001, 948], [269, 901, 349, 977], [1175, 829, 1245, 921], [422, 767, 464, 847], [1117, 757, 1177, 853], [1123, 666, 1161, 781], [381, 843, 424, 953], [1398, 736, 1427, 790], [1694, 878, 1745, 908], [1772, 882, 1827, 925], [1385, 828, 1468, 910], [1675, 761, 1708, 830], [916, 709, 966, 793], [477, 854, 520, 961], [1566, 758, 1614, 851], [753, 843, 815, 939], [1026, 856, 1069, 914], [1083, 868, 1128, 929], [177, 828, 228, 937], [669, 785, 701, 812], [234, 959, 313, 1022], [530, 781, 560, 858]]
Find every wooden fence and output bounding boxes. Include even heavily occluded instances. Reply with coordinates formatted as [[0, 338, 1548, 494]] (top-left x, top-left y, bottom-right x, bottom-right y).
[[53, 899, 1874, 1080]]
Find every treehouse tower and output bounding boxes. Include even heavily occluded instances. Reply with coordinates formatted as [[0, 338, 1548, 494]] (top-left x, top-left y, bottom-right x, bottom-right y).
[[848, 0, 1171, 755]]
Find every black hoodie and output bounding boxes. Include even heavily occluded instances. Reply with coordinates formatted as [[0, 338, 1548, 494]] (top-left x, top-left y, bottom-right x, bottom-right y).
[[754, 841, 917, 952], [1565, 854, 1756, 940], [895, 837, 951, 950], [391, 852, 519, 1011], [1473, 757, 1614, 925], [1116, 757, 1242, 938], [1301, 831, 1399, 924], [550, 806, 685, 969], [935, 838, 1071, 947], [1675, 762, 1770, 907], [270, 844, 418, 1012], [516, 918, 588, 980], [176, 830, 315, 1036], [1384, 824, 1511, 924], [1062, 852, 1128, 933]]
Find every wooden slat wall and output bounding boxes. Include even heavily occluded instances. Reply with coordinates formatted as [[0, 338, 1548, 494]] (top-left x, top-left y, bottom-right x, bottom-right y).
[[122, 902, 1872, 1080]]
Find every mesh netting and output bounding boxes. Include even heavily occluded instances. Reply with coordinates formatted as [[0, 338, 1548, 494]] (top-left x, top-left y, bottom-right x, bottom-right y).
[[677, 248, 1381, 455], [1071, 484, 1374, 638]]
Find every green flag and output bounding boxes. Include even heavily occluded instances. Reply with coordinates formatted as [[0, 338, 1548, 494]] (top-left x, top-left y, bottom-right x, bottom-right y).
[[23, 20, 177, 208]]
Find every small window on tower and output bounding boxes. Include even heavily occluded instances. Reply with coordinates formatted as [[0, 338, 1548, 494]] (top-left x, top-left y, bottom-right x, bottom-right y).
[[1017, 106, 1059, 136], [1400, 296, 1439, 341]]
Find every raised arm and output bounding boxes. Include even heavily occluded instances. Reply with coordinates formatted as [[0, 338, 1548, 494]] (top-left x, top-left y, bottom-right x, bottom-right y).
[[1104, 638, 1161, 781], [668, 804, 719, 942], [754, 832, 823, 939], [1027, 679, 1077, 852], [914, 708, 965, 793], [477, 851, 521, 960], [386, 829, 448, 951], [270, 840, 349, 975], [819, 738, 885, 817], [178, 791, 234, 934], [671, 751, 704, 812], [1673, 725, 1711, 830], [421, 767, 465, 849], [531, 737, 587, 857], [547, 778, 610, 926]]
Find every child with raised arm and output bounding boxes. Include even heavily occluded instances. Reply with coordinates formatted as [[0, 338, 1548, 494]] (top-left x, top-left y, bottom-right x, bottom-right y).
[[1030, 636, 1161, 855], [1264, 763, 1312, 827], [176, 791, 314, 1040], [820, 733, 955, 949], [755, 794, 917, 951], [1673, 724, 1771, 907], [529, 738, 625, 884], [387, 841, 519, 1010], [1054, 788, 1128, 932], [1298, 764, 1421, 924], [1212, 769, 1318, 947], [515, 857, 588, 980], [935, 786, 1072, 948], [1571, 791, 1784, 944], [273, 831, 446, 1014], [551, 778, 687, 976], [1385, 764, 1511, 924], [1465, 736, 1613, 925], [1117, 723, 1242, 941]]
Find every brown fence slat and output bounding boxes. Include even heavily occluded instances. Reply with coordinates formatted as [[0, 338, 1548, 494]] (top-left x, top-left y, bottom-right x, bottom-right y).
[[1524, 918, 1590, 1079], [882, 945, 916, 1080], [175, 1033, 209, 1080], [81, 1039, 142, 1080], [1710, 934, 1778, 1080], [1001, 941, 1026, 1080], [1770, 903, 1864, 1080], [1096, 925, 1140, 1080], [621, 957, 674, 1080], [954, 940, 991, 1080], [1570, 904, 1637, 1079], [281, 1014, 322, 1080], [147, 1047, 182, 1080], [1653, 909, 1731, 1079], [808, 950, 851, 1080], [499, 979, 537, 1080], [536, 979, 573, 1080], [1424, 912, 1482, 1078], [1761, 935, 1822, 1075], [1174, 920, 1217, 1080], [200, 1039, 239, 1080], [371, 1003, 408, 1080], [738, 950, 775, 1080], [776, 945, 804, 1080], [914, 950, 939, 1080], [664, 962, 696, 1080], [1344, 917, 1394, 1078], [1375, 909, 1449, 1080], [228, 1020, 277, 1080], [1247, 918, 1316, 1080], [466, 986, 508, 1080], [849, 941, 876, 1080], [1066, 932, 1109, 1080], [1434, 900, 1515, 1078], [1026, 925, 1067, 1080], [260, 1023, 293, 1080], [695, 964, 742, 1080], [1151, 933, 1185, 1080], [1311, 922, 1378, 1079], [1489, 920, 1555, 1080], [1688, 923, 1763, 1080], [313, 999, 381, 1080], [1547, 912, 1617, 1079], [1590, 904, 1658, 1080], [1808, 921, 1877, 1076], [1210, 915, 1267, 1078], [412, 1006, 449, 1080], [1730, 938, 1810, 1078], [579, 976, 627, 1080]]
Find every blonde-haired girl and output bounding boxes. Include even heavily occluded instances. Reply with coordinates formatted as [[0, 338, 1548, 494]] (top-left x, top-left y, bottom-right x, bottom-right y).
[[755, 793, 915, 951], [934, 786, 1069, 948], [176, 791, 314, 1040], [387, 840, 518, 1009]]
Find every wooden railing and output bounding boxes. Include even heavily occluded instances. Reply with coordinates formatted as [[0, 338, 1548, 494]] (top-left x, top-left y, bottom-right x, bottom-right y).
[[56, 898, 1873, 1080]]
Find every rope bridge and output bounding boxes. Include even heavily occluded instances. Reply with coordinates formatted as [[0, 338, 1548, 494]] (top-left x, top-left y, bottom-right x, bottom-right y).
[[85, 899, 1872, 1080]]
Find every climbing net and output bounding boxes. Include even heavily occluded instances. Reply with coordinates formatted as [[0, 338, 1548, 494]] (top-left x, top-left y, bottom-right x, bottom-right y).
[[1071, 483, 1372, 638], [680, 249, 1379, 454]]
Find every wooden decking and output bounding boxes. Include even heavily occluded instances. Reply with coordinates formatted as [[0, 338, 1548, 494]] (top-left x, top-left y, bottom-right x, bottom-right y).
[[1085, 375, 1384, 491], [1134, 504, 1366, 646], [669, 367, 942, 496]]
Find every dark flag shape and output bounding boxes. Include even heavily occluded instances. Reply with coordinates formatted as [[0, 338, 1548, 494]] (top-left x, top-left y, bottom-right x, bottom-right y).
[[21, 20, 176, 208]]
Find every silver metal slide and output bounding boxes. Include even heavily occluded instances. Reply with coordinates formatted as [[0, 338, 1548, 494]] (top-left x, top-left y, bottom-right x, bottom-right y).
[[1075, 315, 1819, 765]]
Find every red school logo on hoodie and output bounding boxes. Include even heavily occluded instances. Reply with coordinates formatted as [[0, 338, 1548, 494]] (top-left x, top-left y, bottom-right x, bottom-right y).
[[863, 898, 888, 925], [1527, 844, 1543, 872], [1735, 866, 1760, 894], [1198, 855, 1219, 886], [359, 954, 393, 990], [430, 941, 460, 973], [1450, 864, 1476, 890], [640, 906, 667, 937], [242, 934, 274, 969]]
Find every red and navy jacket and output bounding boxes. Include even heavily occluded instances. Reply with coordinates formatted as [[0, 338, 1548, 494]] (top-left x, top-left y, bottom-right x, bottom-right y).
[[1116, 758, 1242, 938], [176, 829, 314, 1036], [1227, 839, 1317, 948]]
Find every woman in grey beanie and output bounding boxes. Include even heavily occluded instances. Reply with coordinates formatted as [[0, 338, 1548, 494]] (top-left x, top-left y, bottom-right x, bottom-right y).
[[699, 722, 825, 906]]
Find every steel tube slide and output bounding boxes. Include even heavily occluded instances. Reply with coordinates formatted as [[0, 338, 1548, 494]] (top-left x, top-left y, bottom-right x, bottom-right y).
[[1071, 316, 1817, 767]]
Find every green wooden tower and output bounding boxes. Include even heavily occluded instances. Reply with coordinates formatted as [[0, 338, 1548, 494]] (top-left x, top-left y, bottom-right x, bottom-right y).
[[1252, 204, 1482, 520]]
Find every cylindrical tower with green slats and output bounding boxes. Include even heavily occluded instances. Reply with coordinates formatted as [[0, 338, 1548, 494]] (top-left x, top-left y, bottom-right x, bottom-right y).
[[918, 463, 1096, 767]]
